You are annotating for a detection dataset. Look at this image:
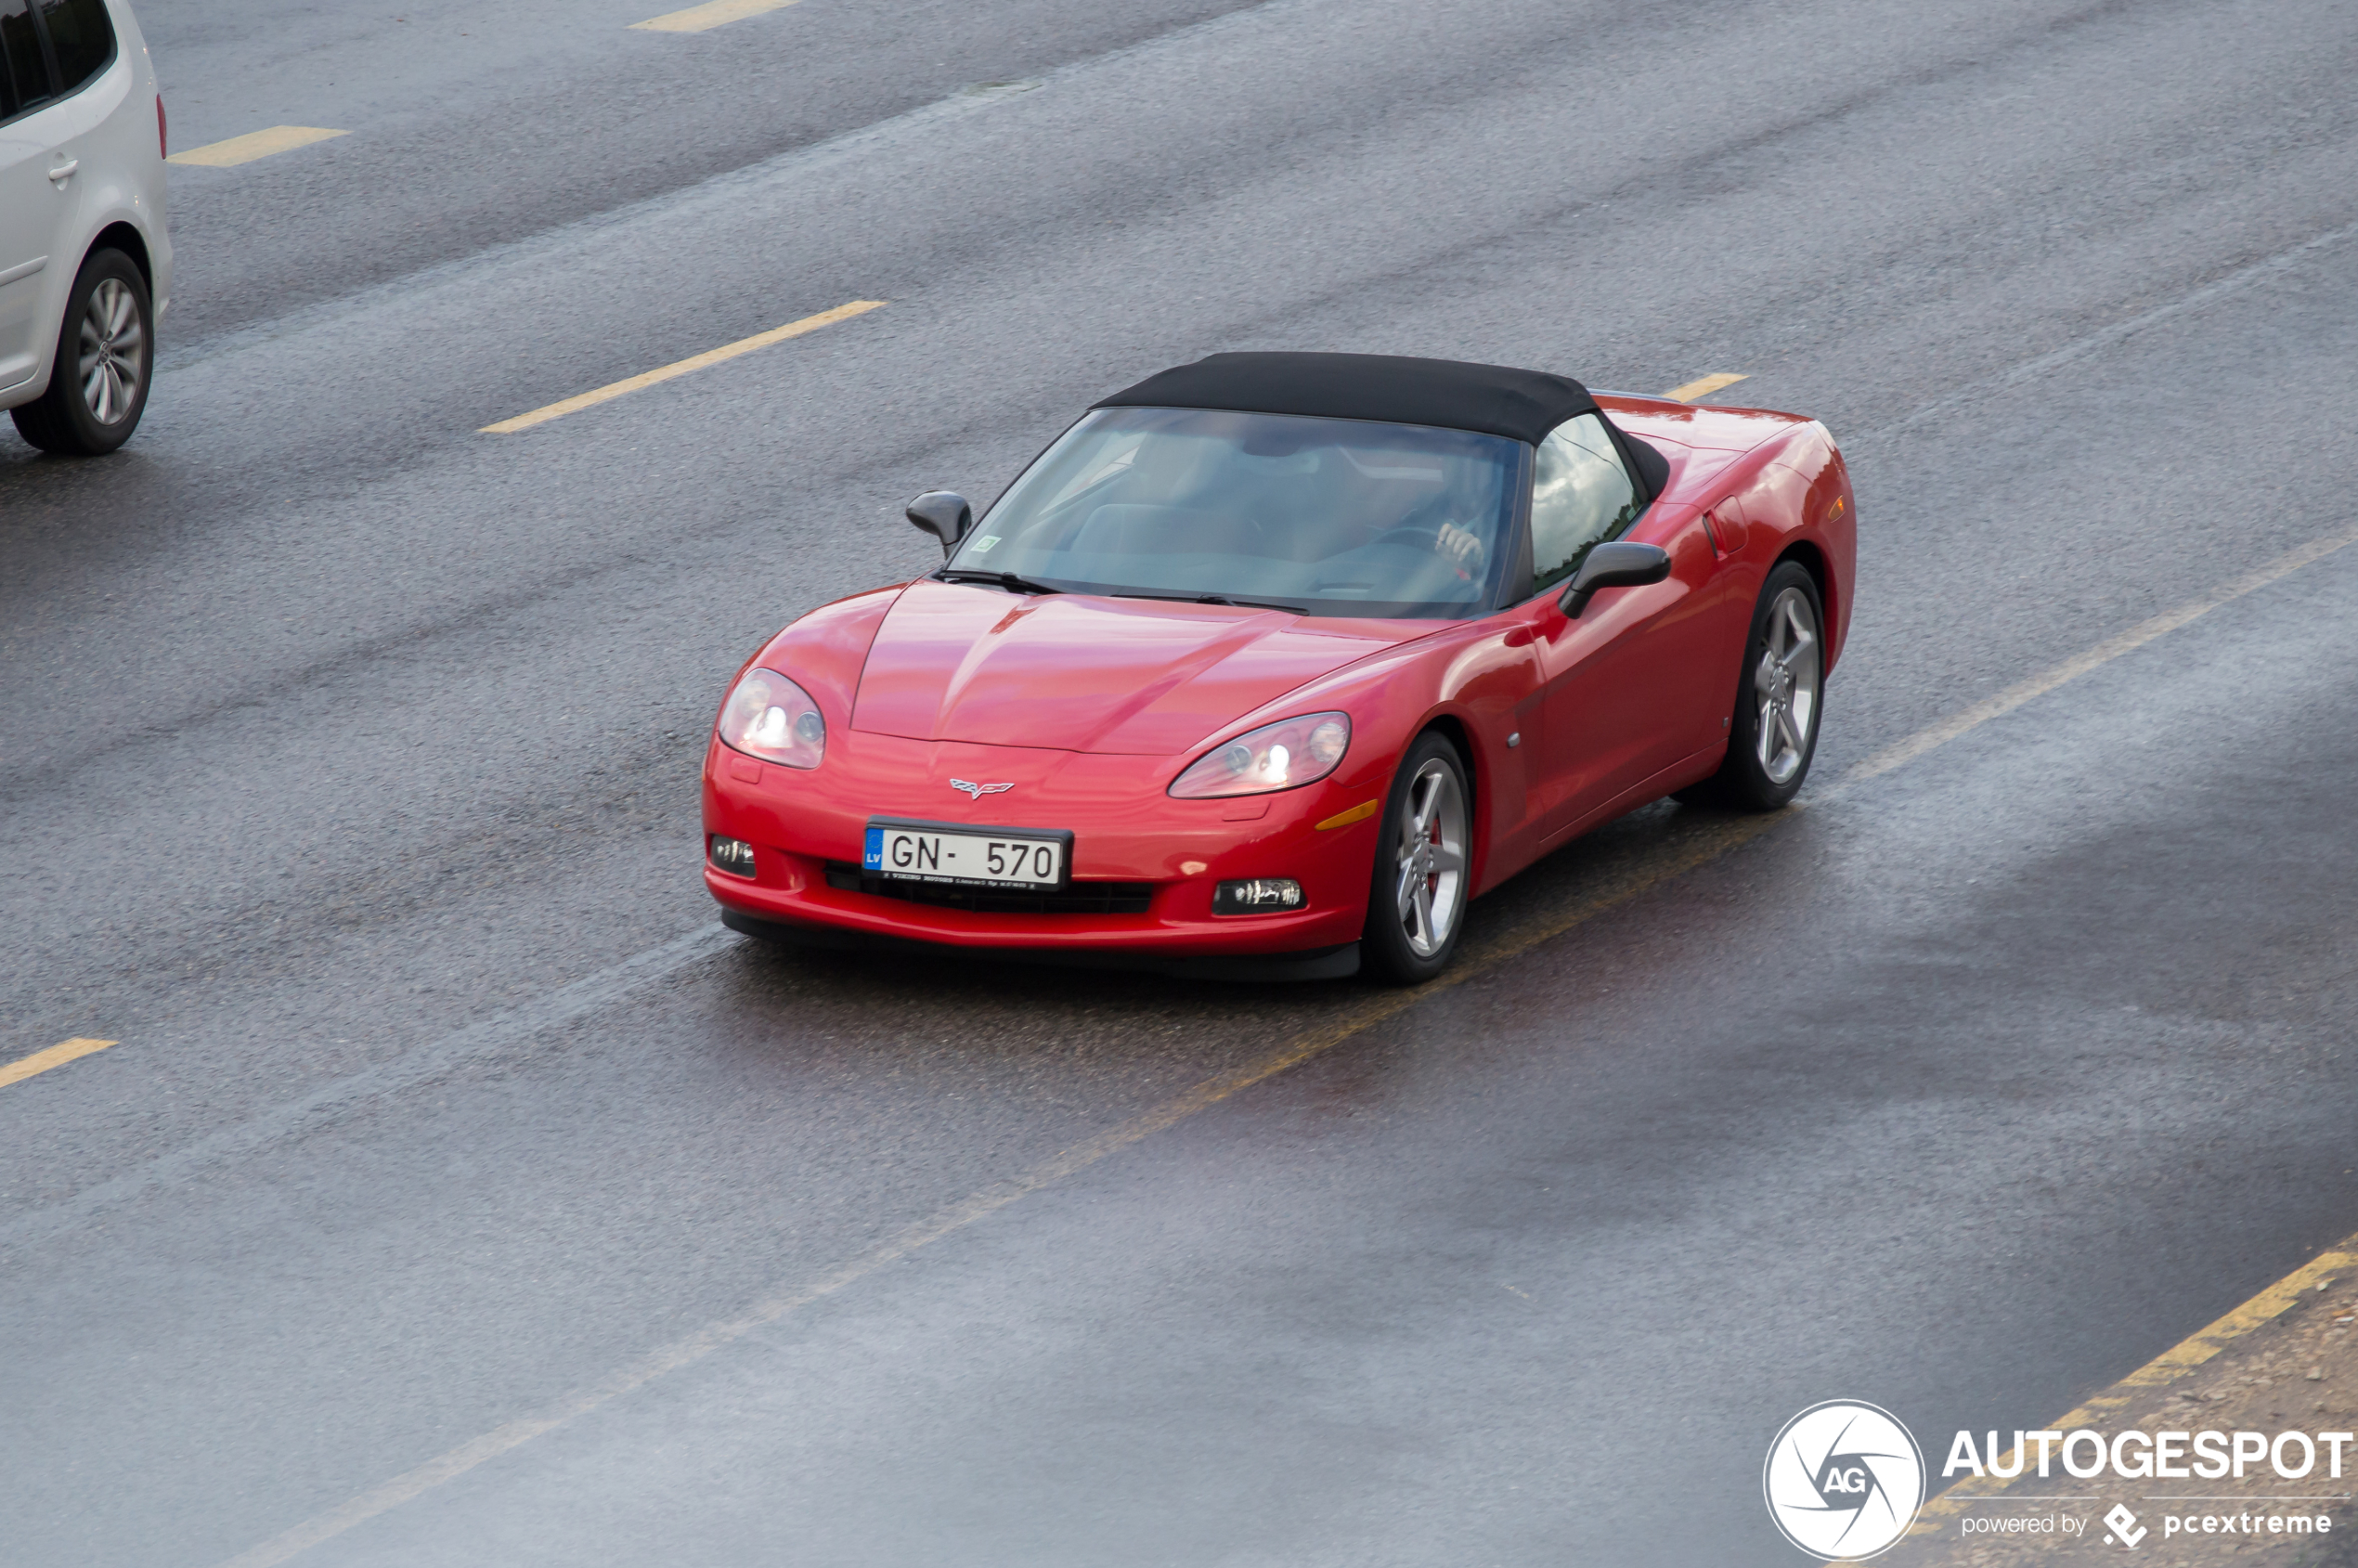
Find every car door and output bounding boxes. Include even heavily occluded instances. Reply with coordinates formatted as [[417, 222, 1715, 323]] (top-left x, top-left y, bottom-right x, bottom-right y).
[[0, 0, 119, 395], [0, 0, 69, 390], [1520, 415, 1730, 840]]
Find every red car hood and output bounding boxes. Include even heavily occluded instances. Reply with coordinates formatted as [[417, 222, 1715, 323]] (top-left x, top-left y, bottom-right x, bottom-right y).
[[851, 579, 1421, 755]]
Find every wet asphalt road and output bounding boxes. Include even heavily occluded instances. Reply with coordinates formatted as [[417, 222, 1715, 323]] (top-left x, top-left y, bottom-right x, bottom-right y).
[[4, 0, 2357, 1562]]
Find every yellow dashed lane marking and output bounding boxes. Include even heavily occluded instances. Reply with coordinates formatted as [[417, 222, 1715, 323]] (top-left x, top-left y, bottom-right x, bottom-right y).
[[0, 1037, 116, 1091], [481, 299, 886, 434], [167, 126, 347, 168], [214, 520, 2358, 1567], [1662, 372, 1749, 403], [631, 0, 801, 32]]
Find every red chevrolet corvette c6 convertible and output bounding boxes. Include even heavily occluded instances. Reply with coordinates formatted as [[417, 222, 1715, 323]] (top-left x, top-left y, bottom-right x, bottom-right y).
[[704, 352, 1855, 982]]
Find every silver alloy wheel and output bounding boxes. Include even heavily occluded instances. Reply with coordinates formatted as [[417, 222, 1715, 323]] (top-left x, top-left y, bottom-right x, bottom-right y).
[[1392, 756, 1469, 958], [1752, 585, 1821, 785], [77, 278, 144, 426]]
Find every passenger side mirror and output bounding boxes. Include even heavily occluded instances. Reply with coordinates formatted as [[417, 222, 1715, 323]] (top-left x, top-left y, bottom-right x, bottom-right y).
[[905, 491, 973, 556], [1558, 541, 1672, 618]]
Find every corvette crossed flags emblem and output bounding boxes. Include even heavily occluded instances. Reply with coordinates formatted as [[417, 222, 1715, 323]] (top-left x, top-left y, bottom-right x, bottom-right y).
[[949, 779, 1014, 799]]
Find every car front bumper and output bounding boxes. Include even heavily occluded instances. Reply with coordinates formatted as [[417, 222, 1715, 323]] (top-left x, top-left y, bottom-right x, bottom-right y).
[[700, 730, 1387, 964]]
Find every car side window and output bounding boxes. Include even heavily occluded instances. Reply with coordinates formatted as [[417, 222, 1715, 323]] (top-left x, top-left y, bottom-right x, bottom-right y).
[[35, 0, 113, 97], [0, 0, 52, 121], [1527, 412, 1640, 597]]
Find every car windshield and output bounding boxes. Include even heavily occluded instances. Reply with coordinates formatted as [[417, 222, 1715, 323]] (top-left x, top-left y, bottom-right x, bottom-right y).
[[949, 408, 1523, 618]]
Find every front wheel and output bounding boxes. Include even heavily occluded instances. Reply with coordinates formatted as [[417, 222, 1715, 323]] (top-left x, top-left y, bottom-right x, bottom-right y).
[[11, 249, 153, 456], [1361, 732, 1472, 985], [1685, 561, 1824, 810]]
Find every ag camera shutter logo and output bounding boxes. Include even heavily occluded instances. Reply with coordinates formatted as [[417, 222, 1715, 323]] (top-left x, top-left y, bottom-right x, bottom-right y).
[[1764, 1400, 1927, 1560]]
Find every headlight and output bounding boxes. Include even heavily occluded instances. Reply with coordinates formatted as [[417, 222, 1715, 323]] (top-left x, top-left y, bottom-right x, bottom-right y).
[[718, 667, 826, 770], [1169, 713, 1350, 798]]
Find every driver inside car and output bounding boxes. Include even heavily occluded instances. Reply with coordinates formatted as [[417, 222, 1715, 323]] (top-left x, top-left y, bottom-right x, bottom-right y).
[[1432, 518, 1486, 577]]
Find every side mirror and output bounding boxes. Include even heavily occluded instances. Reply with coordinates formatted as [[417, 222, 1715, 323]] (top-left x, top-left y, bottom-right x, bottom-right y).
[[906, 491, 973, 557], [1559, 541, 1671, 617]]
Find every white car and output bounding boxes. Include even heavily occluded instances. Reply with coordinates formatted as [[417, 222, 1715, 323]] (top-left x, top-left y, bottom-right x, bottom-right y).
[[1, 0, 170, 454]]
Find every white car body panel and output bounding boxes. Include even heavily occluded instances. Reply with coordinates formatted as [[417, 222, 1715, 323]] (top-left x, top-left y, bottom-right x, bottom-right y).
[[0, 0, 170, 407], [0, 88, 66, 387]]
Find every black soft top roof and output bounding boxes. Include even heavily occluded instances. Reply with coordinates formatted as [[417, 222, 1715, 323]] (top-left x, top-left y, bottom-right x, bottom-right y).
[[1095, 352, 1597, 447]]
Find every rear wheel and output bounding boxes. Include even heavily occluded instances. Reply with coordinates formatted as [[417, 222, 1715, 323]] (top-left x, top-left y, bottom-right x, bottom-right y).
[[1361, 732, 1471, 985], [1683, 561, 1824, 810], [11, 249, 152, 456]]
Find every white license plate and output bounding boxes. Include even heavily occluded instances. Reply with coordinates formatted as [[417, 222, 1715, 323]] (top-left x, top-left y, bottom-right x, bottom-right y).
[[862, 821, 1069, 888]]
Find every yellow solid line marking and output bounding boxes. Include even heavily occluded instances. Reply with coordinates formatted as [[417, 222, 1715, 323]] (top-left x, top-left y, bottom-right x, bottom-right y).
[[1661, 372, 1749, 403], [1315, 799, 1380, 831], [630, 0, 800, 30], [1910, 1232, 2358, 1536], [166, 126, 347, 168], [0, 1037, 116, 1091], [481, 299, 885, 434], [213, 523, 2358, 1568]]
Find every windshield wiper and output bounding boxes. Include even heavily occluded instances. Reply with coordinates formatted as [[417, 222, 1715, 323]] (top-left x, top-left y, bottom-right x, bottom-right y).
[[937, 569, 1063, 594], [1114, 590, 1307, 615]]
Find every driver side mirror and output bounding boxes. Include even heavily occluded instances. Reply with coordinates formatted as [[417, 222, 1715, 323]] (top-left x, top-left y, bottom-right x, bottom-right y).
[[1559, 541, 1672, 617], [905, 491, 973, 557]]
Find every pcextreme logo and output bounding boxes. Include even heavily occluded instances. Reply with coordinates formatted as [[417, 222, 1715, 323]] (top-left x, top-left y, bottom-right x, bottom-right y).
[[1764, 1400, 1928, 1561]]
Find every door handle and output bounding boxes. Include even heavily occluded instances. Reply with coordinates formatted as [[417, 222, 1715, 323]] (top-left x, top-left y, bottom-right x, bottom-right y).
[[48, 160, 79, 183]]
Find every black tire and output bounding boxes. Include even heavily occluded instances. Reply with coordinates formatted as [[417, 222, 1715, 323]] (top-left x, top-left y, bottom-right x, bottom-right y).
[[1360, 731, 1474, 985], [1681, 561, 1825, 811], [11, 249, 153, 456]]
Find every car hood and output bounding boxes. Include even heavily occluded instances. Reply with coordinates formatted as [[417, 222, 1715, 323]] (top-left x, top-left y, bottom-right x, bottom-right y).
[[850, 580, 1422, 755]]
